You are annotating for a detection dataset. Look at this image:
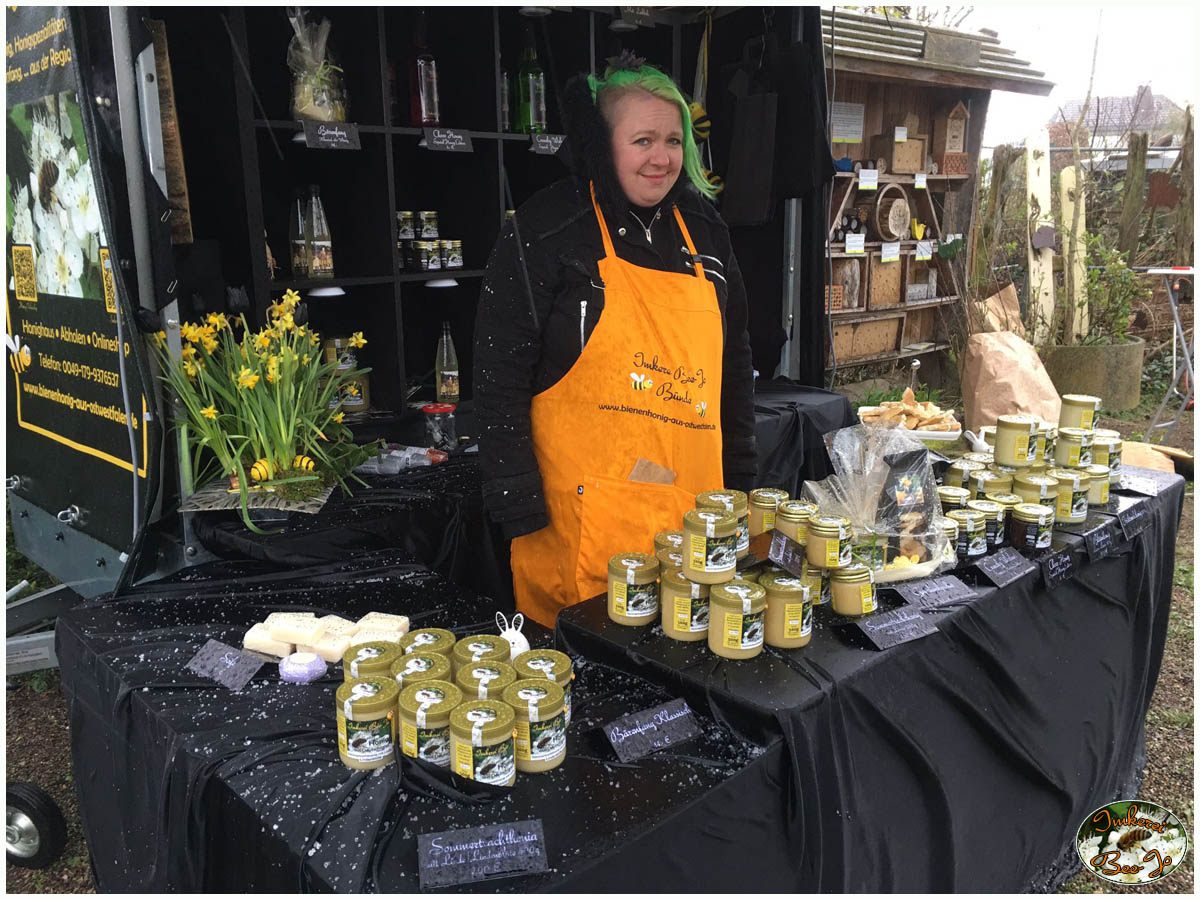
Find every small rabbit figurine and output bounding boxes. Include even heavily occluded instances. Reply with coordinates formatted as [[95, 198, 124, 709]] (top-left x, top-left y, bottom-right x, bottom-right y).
[[496, 611, 530, 661]]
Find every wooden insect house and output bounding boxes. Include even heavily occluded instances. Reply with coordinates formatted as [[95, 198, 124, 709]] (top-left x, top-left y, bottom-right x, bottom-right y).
[[933, 101, 970, 176]]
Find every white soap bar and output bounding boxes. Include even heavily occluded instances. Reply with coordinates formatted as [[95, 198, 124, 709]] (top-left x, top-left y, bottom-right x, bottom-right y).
[[243, 623, 293, 658], [317, 615, 360, 637], [356, 612, 411, 636], [298, 633, 352, 663], [349, 629, 403, 647], [264, 611, 316, 626], [268, 617, 328, 646]]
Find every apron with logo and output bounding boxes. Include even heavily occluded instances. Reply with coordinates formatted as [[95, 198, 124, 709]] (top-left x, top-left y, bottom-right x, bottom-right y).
[[510, 184, 725, 627]]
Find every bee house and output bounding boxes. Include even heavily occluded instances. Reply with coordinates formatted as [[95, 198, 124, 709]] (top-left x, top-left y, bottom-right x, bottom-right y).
[[933, 101, 970, 175]]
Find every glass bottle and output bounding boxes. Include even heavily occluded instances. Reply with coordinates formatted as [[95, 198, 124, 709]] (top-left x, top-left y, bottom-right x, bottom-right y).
[[289, 190, 310, 278], [516, 24, 546, 134], [499, 67, 511, 132], [410, 10, 440, 126], [435, 320, 459, 403], [306, 185, 334, 279]]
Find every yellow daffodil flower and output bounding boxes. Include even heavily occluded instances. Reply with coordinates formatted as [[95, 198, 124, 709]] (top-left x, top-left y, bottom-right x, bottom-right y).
[[206, 312, 229, 330], [201, 404, 218, 420], [254, 331, 272, 351], [151, 330, 167, 348], [181, 345, 197, 361], [346, 382, 360, 397], [332, 411, 345, 423], [266, 355, 280, 384], [201, 334, 219, 354], [180, 322, 202, 343], [237, 367, 260, 389], [282, 289, 301, 308], [301, 354, 311, 365], [310, 333, 320, 347], [183, 359, 199, 379], [349, 331, 367, 349], [277, 312, 295, 331]]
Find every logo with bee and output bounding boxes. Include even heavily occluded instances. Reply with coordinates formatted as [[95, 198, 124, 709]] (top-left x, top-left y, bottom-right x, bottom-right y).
[[5, 333, 33, 374], [1076, 800, 1188, 885], [695, 400, 707, 417], [629, 372, 653, 392]]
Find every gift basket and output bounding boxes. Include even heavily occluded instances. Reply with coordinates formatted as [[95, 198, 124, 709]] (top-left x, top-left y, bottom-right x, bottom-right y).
[[287, 7, 349, 123]]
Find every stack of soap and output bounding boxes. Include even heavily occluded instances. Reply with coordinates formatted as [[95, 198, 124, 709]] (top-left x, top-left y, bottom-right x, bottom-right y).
[[357, 612, 411, 636], [267, 613, 327, 646], [243, 623, 293, 658], [318, 615, 360, 637], [298, 633, 353, 663], [349, 629, 404, 647]]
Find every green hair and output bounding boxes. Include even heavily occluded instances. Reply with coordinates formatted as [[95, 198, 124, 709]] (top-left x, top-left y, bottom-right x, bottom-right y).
[[587, 65, 716, 201]]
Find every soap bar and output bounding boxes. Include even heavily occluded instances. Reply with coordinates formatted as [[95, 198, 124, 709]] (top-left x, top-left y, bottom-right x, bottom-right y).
[[264, 611, 316, 626], [279, 651, 328, 684], [243, 623, 293, 658], [268, 617, 328, 646], [317, 615, 360, 637], [298, 633, 352, 663], [356, 612, 411, 635], [349, 629, 403, 647]]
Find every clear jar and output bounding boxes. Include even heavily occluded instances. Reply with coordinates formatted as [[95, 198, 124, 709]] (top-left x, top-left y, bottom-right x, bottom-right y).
[[748, 488, 790, 537], [423, 403, 457, 451], [1054, 427, 1094, 468], [994, 415, 1039, 468], [396, 210, 415, 240], [1007, 503, 1054, 551], [502, 679, 566, 774], [806, 514, 853, 570], [607, 552, 660, 624], [938, 486, 971, 513], [1059, 394, 1100, 431], [682, 510, 738, 584], [398, 680, 463, 768], [799, 560, 825, 605], [336, 677, 399, 770], [708, 582, 767, 659], [696, 490, 750, 559], [829, 564, 877, 617], [759, 573, 812, 648], [967, 499, 1005, 550], [450, 700, 517, 786], [1084, 465, 1111, 505], [776, 500, 817, 545], [1047, 467, 1088, 524], [1013, 472, 1060, 505], [660, 568, 710, 642], [1092, 432, 1122, 482], [947, 509, 986, 560], [984, 492, 1022, 547]]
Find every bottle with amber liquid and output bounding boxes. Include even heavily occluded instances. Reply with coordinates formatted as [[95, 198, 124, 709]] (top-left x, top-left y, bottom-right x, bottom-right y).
[[306, 185, 334, 279], [515, 24, 546, 134], [435, 320, 459, 403], [288, 189, 309, 278], [410, 10, 440, 126]]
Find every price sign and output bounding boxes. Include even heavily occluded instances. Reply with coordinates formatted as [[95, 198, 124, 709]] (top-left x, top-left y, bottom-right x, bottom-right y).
[[893, 574, 976, 608], [855, 607, 938, 650], [845, 233, 866, 254], [529, 133, 565, 155], [185, 640, 270, 692], [974, 546, 1035, 589], [881, 242, 901, 263], [1084, 520, 1117, 563], [914, 173, 928, 189], [417, 820, 548, 888], [1117, 499, 1151, 541], [915, 240, 933, 261], [767, 531, 806, 578], [894, 126, 908, 142], [1041, 547, 1078, 590], [422, 127, 474, 152], [1118, 473, 1160, 497], [858, 169, 879, 190], [301, 120, 361, 150], [604, 699, 701, 763]]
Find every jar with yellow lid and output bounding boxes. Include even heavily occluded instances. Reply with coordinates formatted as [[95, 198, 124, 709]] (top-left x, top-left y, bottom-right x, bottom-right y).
[[1084, 464, 1111, 505], [829, 564, 877, 617], [455, 660, 517, 700], [966, 499, 1005, 550], [336, 677, 399, 770], [759, 574, 813, 648], [400, 627, 457, 658], [963, 451, 995, 466], [398, 680, 462, 768], [806, 514, 853, 570], [1007, 503, 1054, 551], [696, 490, 750, 559], [502, 679, 566, 773], [776, 501, 818, 545], [656, 547, 685, 572], [708, 582, 767, 659], [1092, 433, 1122, 481], [450, 700, 517, 786], [938, 485, 971, 513], [984, 492, 1022, 547], [944, 459, 986, 489], [969, 469, 1012, 500], [659, 568, 710, 642], [512, 649, 575, 726], [1054, 427, 1094, 468], [451, 634, 511, 675], [1013, 472, 1060, 505], [947, 509, 987, 561], [390, 652, 452, 690], [1047, 467, 1088, 524], [342, 642, 402, 681], [939, 518, 959, 565], [606, 552, 660, 624], [682, 510, 738, 584], [654, 530, 685, 555], [748, 488, 790, 536], [1059, 394, 1100, 430], [994, 415, 1039, 467]]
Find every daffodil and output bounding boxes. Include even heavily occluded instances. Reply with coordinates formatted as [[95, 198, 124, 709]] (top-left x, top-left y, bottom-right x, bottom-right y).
[[276, 311, 295, 331], [346, 382, 360, 397], [150, 330, 166, 348], [301, 354, 311, 365], [332, 411, 344, 423], [237, 367, 260, 389], [206, 312, 229, 330], [254, 331, 272, 351], [310, 333, 320, 347], [201, 334, 219, 354], [201, 404, 218, 420], [183, 359, 199, 379], [282, 288, 301, 309], [180, 322, 202, 343], [265, 355, 280, 384], [181, 345, 197, 361], [349, 331, 367, 349]]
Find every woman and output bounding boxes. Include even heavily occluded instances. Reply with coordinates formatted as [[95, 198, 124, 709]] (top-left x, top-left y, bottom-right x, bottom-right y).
[[474, 59, 757, 628]]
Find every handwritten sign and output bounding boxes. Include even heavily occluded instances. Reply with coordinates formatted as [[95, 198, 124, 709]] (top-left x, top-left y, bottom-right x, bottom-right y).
[[301, 120, 361, 150], [858, 169, 879, 190], [915, 240, 932, 261], [974, 546, 1035, 589], [767, 532, 806, 578], [417, 820, 548, 888], [894, 126, 908, 142], [529, 133, 566, 155], [855, 607, 938, 650], [1117, 498, 1151, 541], [604, 699, 700, 763], [423, 127, 474, 153], [893, 574, 976, 608], [185, 639, 269, 692], [914, 172, 927, 189], [1084, 520, 1118, 562], [619, 6, 658, 27], [1118, 473, 1159, 497], [831, 101, 865, 143], [845, 233, 866, 254], [881, 241, 901, 263], [1041, 547, 1077, 590]]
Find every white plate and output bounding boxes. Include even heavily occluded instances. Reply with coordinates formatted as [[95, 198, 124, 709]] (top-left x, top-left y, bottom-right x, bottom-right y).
[[857, 406, 962, 444]]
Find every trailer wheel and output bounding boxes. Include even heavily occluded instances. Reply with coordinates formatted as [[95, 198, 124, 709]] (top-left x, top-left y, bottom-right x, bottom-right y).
[[6, 782, 67, 869]]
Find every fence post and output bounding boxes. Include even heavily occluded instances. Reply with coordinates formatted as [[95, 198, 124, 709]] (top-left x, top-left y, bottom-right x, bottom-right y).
[[1175, 108, 1194, 267], [1059, 165, 1088, 340], [1117, 132, 1149, 259], [1025, 128, 1055, 344]]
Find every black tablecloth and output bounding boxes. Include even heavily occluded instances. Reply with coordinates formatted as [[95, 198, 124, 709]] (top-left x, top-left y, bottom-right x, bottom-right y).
[[557, 468, 1185, 891]]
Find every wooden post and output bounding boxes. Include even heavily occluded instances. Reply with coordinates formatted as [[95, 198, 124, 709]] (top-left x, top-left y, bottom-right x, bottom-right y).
[[1025, 128, 1055, 345], [1117, 132, 1149, 260], [1059, 165, 1088, 340], [1174, 108, 1194, 266]]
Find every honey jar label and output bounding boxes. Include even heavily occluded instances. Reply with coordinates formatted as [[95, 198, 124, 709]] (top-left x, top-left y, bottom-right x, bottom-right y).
[[402, 722, 450, 766], [1071, 489, 1088, 519], [1108, 449, 1122, 473], [674, 595, 709, 633], [1012, 434, 1030, 462], [613, 581, 658, 618], [1066, 445, 1081, 467], [736, 518, 749, 553], [1095, 481, 1109, 504], [1036, 522, 1053, 549], [455, 737, 516, 785], [1056, 492, 1073, 519], [783, 601, 809, 639], [859, 584, 877, 615], [691, 533, 736, 573], [1080, 409, 1095, 429], [516, 713, 566, 762], [825, 540, 841, 568], [1079, 447, 1092, 467], [1034, 436, 1047, 460], [764, 509, 776, 530], [722, 610, 764, 650], [968, 528, 987, 557], [340, 714, 395, 764]]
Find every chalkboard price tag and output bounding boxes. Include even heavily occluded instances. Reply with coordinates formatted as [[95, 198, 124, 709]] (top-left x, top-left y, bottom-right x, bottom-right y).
[[417, 819, 548, 889], [767, 531, 807, 578], [529, 133, 565, 155], [974, 546, 1035, 589], [893, 574, 975, 608], [604, 698, 700, 763], [1118, 473, 1159, 497], [422, 127, 474, 152], [1040, 548, 1077, 590], [1117, 499, 1151, 541], [301, 120, 361, 150], [1084, 520, 1117, 563], [855, 607, 938, 650], [185, 639, 269, 692]]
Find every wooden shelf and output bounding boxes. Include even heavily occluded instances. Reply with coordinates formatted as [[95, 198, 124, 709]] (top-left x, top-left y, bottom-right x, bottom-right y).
[[271, 275, 395, 291], [254, 121, 540, 144], [828, 240, 940, 259], [833, 171, 968, 186], [829, 296, 957, 323], [396, 268, 487, 283], [254, 119, 389, 134], [827, 342, 951, 369]]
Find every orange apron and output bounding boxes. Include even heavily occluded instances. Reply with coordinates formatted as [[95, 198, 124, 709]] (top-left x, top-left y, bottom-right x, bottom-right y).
[[511, 184, 725, 627]]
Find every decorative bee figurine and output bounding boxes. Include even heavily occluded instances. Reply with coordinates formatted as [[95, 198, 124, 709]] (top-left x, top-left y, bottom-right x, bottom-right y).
[[249, 458, 272, 482], [292, 455, 315, 472], [629, 372, 652, 391]]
